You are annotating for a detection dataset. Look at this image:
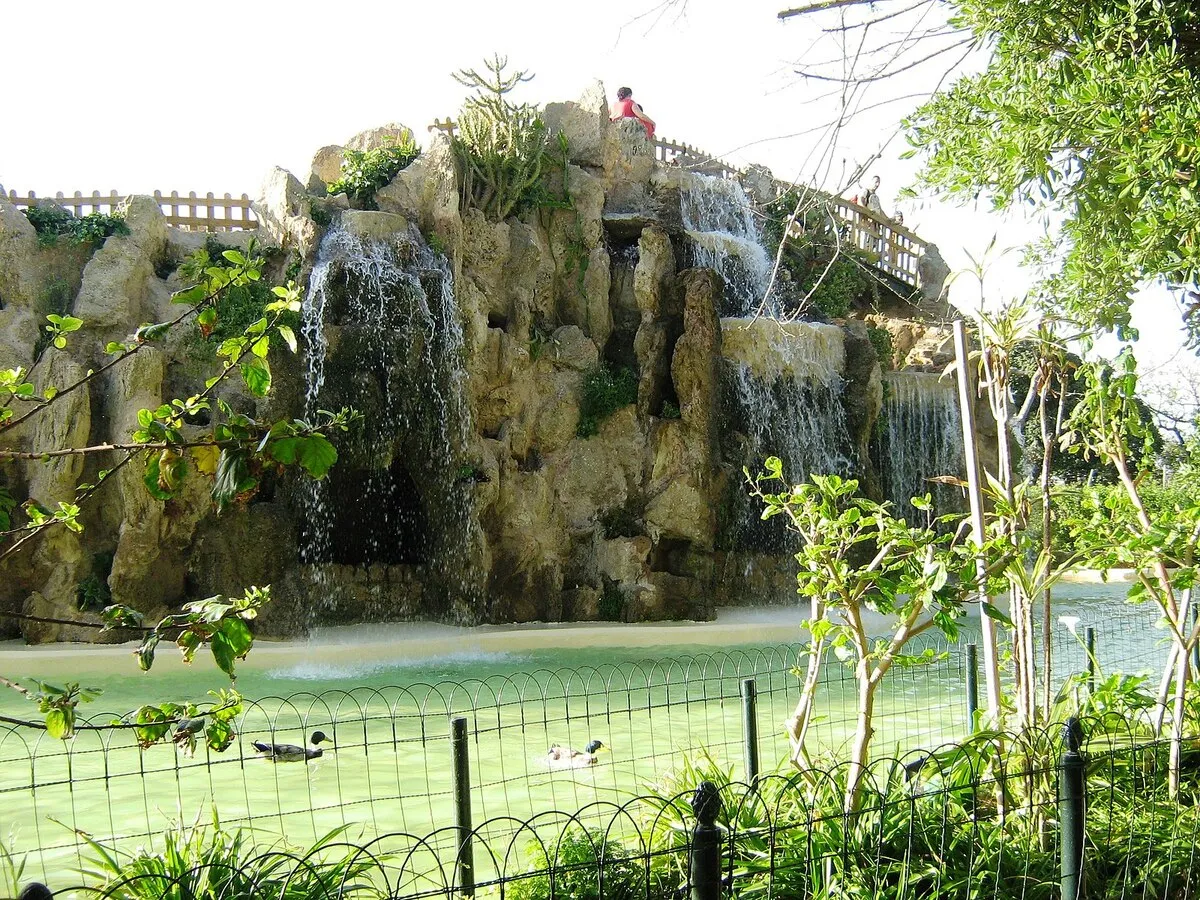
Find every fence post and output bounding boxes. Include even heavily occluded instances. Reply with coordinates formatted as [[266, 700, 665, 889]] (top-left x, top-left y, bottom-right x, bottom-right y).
[[1085, 627, 1096, 693], [689, 781, 723, 900], [1059, 717, 1086, 900], [965, 643, 979, 732], [740, 678, 759, 786], [451, 716, 474, 897]]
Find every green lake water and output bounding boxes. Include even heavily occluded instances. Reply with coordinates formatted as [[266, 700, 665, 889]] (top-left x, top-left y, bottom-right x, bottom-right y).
[[0, 585, 1168, 884]]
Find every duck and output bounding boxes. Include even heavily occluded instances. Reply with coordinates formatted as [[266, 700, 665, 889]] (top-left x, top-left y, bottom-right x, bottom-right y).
[[251, 730, 331, 762], [546, 739, 605, 768]]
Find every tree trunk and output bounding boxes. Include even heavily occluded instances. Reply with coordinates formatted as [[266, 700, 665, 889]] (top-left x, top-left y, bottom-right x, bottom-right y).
[[844, 663, 876, 813]]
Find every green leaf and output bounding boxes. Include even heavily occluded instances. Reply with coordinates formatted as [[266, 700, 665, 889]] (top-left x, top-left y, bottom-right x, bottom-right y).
[[981, 602, 1013, 627], [277, 324, 297, 354], [239, 356, 271, 397], [44, 708, 69, 739], [297, 434, 338, 478]]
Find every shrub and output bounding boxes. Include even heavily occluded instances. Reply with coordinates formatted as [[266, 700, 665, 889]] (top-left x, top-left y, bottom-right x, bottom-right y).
[[577, 365, 638, 437], [327, 133, 421, 209], [509, 828, 653, 900], [599, 503, 643, 539], [76, 551, 114, 613], [598, 582, 625, 621], [23, 205, 129, 248], [83, 816, 384, 900], [867, 325, 895, 370]]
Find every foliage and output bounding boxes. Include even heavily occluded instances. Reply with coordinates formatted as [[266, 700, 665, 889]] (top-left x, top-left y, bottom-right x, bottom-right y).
[[181, 237, 298, 344], [764, 190, 877, 318], [866, 325, 894, 370], [509, 828, 654, 900], [599, 503, 643, 539], [83, 814, 384, 900], [577, 364, 638, 437], [327, 133, 421, 209], [660, 399, 681, 419], [907, 0, 1200, 343], [0, 833, 26, 898], [0, 232, 357, 750], [451, 56, 566, 220], [75, 551, 114, 612], [598, 582, 625, 622], [23, 204, 129, 248], [750, 464, 973, 809]]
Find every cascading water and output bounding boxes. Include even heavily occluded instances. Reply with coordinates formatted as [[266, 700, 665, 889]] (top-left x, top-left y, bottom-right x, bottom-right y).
[[718, 318, 854, 550], [676, 173, 773, 316], [297, 222, 480, 620], [871, 372, 966, 521]]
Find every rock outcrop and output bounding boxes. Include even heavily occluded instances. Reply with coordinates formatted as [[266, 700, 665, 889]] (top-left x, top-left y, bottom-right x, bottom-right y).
[[0, 107, 958, 641]]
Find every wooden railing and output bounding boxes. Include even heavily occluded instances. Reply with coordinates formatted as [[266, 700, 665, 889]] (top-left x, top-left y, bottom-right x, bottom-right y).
[[428, 118, 925, 287], [3, 189, 257, 231]]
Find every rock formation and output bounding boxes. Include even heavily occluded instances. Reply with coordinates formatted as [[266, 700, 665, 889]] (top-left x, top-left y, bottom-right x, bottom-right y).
[[0, 91, 963, 641]]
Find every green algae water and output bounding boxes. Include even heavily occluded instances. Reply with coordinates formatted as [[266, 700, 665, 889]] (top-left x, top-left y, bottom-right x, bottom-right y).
[[0, 587, 1168, 883]]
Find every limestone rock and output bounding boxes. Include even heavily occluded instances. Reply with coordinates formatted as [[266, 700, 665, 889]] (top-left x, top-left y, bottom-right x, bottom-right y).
[[671, 269, 722, 441], [549, 325, 598, 371], [595, 535, 651, 584], [72, 198, 165, 335], [345, 122, 413, 153], [0, 196, 41, 310], [308, 144, 346, 192], [543, 81, 609, 169], [839, 320, 883, 493], [738, 164, 778, 208], [917, 243, 952, 313], [602, 119, 656, 214], [253, 167, 319, 257], [0, 307, 39, 374], [339, 210, 410, 243]]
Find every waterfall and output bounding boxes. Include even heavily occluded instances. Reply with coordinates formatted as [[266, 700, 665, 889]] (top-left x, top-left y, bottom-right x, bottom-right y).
[[297, 222, 478, 617], [676, 172, 772, 316], [872, 372, 965, 520], [719, 318, 853, 550]]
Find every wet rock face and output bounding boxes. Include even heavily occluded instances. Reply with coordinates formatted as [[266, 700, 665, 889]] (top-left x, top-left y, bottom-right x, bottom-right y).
[[0, 117, 949, 641]]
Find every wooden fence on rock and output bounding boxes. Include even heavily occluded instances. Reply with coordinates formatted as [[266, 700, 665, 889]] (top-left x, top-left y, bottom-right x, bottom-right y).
[[3, 189, 257, 232]]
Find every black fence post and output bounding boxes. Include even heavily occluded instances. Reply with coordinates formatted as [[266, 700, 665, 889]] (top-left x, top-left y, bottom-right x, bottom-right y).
[[1059, 717, 1086, 900], [451, 716, 475, 898], [689, 781, 724, 900], [740, 678, 759, 786], [1085, 627, 1096, 694], [965, 643, 979, 732]]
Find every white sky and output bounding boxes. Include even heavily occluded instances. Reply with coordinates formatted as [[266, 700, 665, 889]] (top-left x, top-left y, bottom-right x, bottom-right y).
[[2, 0, 1193, 402]]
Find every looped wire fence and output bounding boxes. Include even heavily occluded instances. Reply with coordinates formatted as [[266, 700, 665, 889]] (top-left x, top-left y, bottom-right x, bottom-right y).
[[1, 601, 1173, 884]]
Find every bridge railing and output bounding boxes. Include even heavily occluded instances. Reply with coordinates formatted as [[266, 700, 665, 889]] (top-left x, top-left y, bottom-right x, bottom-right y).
[[3, 188, 257, 231]]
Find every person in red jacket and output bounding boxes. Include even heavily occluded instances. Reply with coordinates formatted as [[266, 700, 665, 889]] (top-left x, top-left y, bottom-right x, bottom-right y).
[[609, 87, 656, 139]]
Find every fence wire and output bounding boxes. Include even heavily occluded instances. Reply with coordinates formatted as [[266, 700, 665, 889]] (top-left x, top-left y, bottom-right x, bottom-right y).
[[0, 598, 1173, 883], [35, 722, 1200, 900]]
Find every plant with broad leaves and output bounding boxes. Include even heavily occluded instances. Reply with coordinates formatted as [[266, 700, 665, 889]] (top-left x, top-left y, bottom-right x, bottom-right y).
[[749, 460, 975, 812]]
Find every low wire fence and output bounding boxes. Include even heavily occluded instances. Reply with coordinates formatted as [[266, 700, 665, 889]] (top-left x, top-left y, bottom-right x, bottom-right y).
[[31, 719, 1200, 899], [0, 597, 1171, 884]]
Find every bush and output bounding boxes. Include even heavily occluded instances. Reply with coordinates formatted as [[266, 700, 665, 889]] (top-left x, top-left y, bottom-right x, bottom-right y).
[[509, 828, 654, 900], [83, 817, 384, 900], [867, 325, 895, 370], [23, 205, 128, 248], [577, 365, 638, 437], [327, 133, 421, 209]]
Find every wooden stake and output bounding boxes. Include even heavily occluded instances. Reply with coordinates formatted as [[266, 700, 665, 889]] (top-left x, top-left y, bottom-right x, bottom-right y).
[[953, 319, 1003, 725]]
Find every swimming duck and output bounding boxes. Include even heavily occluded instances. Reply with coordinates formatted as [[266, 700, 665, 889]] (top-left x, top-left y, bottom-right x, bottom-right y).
[[547, 740, 605, 768], [252, 730, 331, 762]]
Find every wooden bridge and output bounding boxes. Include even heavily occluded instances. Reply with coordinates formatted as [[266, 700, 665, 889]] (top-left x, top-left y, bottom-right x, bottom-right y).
[[3, 124, 929, 288]]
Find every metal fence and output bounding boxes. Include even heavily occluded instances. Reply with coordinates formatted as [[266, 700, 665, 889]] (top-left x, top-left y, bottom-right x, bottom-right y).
[[25, 719, 1200, 899], [0, 597, 1171, 884]]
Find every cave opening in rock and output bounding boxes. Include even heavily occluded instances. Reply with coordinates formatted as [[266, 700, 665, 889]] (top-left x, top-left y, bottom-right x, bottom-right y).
[[315, 460, 429, 566]]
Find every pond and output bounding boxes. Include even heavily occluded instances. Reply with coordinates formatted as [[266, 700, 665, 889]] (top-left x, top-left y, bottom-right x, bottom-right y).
[[0, 581, 1168, 883]]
